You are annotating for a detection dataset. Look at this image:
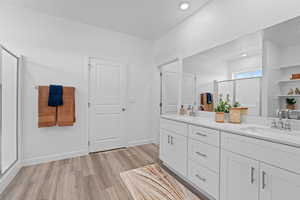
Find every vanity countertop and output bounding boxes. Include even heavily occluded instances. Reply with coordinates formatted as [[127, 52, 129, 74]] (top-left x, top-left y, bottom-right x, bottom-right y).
[[161, 114, 300, 148]]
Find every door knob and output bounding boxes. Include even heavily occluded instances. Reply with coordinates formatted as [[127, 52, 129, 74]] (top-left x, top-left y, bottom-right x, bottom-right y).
[[122, 108, 126, 112]]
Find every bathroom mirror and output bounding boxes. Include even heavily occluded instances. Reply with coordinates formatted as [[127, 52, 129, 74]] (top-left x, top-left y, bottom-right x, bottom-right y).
[[161, 15, 300, 119], [179, 16, 300, 119], [263, 16, 300, 119], [182, 31, 263, 116]]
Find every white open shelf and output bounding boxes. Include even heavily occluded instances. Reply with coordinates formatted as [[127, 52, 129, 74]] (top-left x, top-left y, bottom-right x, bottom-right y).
[[278, 79, 300, 84], [279, 64, 300, 70], [278, 95, 300, 97]]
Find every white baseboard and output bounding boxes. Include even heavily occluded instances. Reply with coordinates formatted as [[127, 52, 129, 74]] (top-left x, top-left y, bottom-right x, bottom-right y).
[[22, 149, 89, 167], [127, 138, 156, 147], [0, 161, 22, 194]]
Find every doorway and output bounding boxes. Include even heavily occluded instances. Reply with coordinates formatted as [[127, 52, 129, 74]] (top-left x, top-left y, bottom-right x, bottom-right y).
[[160, 60, 180, 114], [88, 58, 127, 152]]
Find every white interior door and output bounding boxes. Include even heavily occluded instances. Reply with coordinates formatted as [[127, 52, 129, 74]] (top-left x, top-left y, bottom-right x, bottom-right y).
[[182, 72, 195, 106], [89, 58, 126, 152], [1, 48, 18, 173], [161, 61, 179, 114]]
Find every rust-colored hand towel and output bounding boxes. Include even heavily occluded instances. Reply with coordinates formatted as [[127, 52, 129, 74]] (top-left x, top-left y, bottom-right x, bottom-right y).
[[38, 86, 57, 128], [57, 87, 76, 126]]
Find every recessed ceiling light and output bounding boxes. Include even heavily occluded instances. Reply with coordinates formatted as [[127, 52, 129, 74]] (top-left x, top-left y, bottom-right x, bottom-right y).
[[179, 2, 190, 11], [241, 53, 248, 57]]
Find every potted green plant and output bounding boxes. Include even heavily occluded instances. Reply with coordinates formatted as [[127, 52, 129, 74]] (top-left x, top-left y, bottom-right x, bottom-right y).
[[286, 98, 296, 110], [233, 102, 241, 108], [215, 94, 231, 123]]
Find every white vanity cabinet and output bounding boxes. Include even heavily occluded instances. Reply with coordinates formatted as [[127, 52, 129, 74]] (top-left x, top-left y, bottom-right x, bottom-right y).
[[160, 119, 188, 177], [221, 149, 300, 200], [160, 117, 300, 200], [221, 131, 300, 200], [220, 150, 259, 200]]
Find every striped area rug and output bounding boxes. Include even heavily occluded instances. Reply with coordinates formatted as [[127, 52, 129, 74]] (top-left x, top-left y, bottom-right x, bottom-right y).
[[120, 164, 202, 200]]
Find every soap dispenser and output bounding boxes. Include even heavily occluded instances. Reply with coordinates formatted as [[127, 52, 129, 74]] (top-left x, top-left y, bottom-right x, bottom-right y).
[[179, 105, 186, 115]]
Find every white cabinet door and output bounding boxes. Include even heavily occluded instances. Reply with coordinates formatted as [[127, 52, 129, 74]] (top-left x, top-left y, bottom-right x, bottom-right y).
[[168, 132, 187, 176], [260, 163, 300, 200], [159, 129, 172, 163], [160, 129, 187, 177], [220, 150, 259, 200]]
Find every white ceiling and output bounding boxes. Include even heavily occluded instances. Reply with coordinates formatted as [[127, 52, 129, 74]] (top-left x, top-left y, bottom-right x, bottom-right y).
[[264, 16, 300, 47], [1, 0, 211, 40]]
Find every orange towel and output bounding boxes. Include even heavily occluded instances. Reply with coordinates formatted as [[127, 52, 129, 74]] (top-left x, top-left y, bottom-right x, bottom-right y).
[[200, 93, 214, 112], [57, 87, 76, 126], [38, 86, 57, 128]]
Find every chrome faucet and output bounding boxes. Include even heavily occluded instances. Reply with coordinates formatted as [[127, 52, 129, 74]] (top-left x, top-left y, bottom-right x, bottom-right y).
[[271, 119, 277, 128], [276, 110, 283, 120], [272, 109, 293, 131], [277, 119, 284, 130], [284, 120, 292, 131], [188, 105, 196, 117]]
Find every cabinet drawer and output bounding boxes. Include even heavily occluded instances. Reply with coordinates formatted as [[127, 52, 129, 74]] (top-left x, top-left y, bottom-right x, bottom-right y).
[[188, 160, 219, 199], [189, 139, 220, 173], [190, 125, 220, 147], [221, 131, 300, 174], [160, 118, 188, 136]]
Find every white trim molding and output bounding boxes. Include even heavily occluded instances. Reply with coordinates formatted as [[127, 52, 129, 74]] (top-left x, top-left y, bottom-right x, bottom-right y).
[[22, 149, 88, 167], [127, 138, 156, 147], [0, 161, 22, 194]]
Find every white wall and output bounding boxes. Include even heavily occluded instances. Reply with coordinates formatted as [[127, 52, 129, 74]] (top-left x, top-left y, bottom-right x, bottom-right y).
[[0, 5, 155, 164], [280, 45, 300, 66]]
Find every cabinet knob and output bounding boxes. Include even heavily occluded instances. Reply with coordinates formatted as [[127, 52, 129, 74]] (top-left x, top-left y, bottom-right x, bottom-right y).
[[122, 108, 126, 112]]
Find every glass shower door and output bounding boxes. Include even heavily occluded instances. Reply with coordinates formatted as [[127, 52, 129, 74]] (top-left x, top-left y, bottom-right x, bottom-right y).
[[235, 78, 261, 116], [0, 47, 18, 174]]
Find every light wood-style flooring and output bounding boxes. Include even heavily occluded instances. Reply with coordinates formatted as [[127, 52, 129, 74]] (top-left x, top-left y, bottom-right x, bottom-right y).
[[0, 144, 158, 200], [0, 144, 206, 200]]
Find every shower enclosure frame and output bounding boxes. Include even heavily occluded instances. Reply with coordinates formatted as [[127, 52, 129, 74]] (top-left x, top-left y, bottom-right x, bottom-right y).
[[0, 44, 20, 176]]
